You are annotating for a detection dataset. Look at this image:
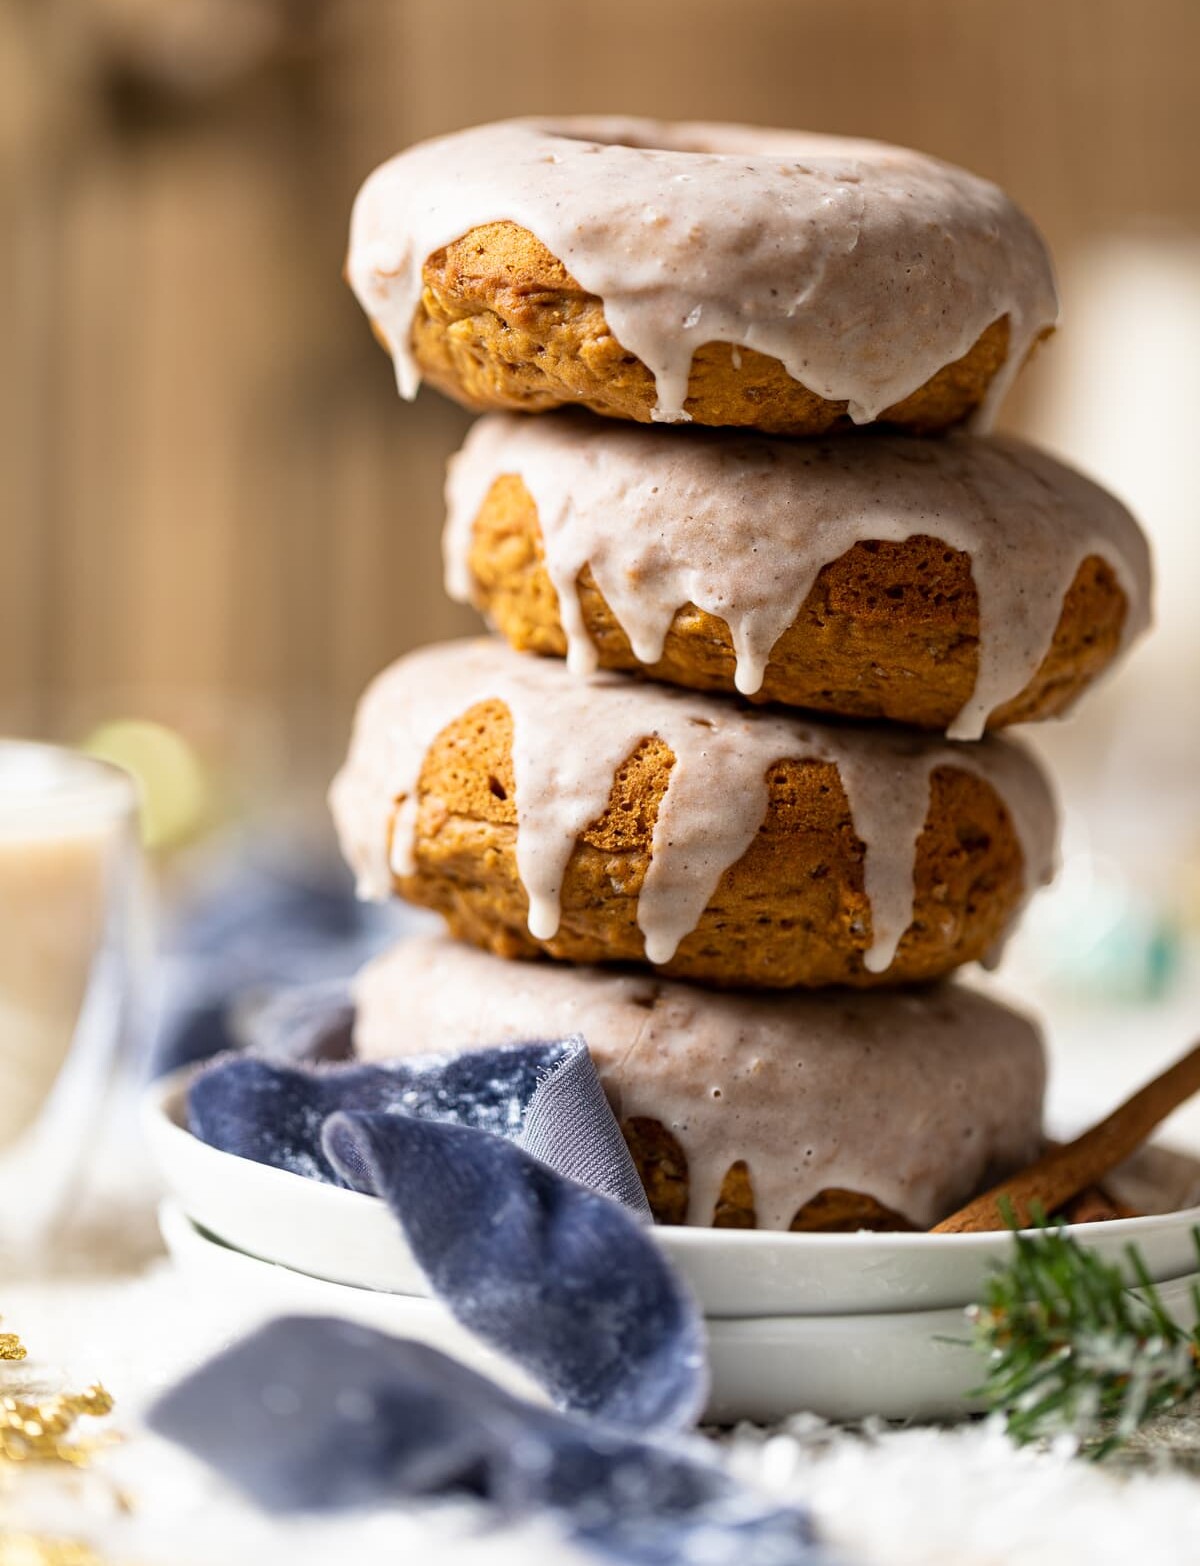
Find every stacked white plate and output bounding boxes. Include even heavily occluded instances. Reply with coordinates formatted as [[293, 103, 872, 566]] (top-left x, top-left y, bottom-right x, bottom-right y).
[[145, 1070, 1200, 1423]]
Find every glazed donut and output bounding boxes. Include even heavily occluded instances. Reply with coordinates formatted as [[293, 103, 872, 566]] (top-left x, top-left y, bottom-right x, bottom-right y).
[[445, 414, 1151, 739], [330, 639, 1057, 989], [347, 117, 1058, 436], [354, 933, 1047, 1231]]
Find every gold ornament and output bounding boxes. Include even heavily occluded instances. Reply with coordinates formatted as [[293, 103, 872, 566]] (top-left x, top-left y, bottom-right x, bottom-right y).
[[0, 1536, 104, 1566], [1, 1313, 115, 1470], [0, 1386, 115, 1467], [0, 1315, 123, 1565], [0, 1322, 26, 1363]]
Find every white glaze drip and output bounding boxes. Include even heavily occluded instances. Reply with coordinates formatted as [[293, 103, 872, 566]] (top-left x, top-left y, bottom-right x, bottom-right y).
[[354, 933, 1047, 1229], [329, 640, 1057, 975], [347, 117, 1059, 430], [444, 415, 1152, 740]]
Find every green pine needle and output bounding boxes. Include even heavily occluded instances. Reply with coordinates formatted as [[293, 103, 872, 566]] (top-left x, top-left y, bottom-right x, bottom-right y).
[[969, 1212, 1200, 1457]]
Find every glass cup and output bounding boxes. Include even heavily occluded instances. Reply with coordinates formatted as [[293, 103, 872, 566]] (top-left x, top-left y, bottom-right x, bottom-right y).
[[0, 741, 142, 1257]]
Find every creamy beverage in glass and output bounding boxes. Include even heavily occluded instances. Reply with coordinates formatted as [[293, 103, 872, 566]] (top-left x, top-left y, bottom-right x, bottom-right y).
[[0, 742, 139, 1244]]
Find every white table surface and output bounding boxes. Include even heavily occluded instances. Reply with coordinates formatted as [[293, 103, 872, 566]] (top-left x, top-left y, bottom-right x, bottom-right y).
[[7, 1023, 1200, 1566]]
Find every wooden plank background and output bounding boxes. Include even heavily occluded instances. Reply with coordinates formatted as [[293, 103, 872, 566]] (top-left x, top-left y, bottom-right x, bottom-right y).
[[3, 0, 1198, 812]]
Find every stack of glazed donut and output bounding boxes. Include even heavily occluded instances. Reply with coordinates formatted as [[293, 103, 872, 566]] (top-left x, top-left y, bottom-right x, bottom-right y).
[[332, 119, 1152, 1232]]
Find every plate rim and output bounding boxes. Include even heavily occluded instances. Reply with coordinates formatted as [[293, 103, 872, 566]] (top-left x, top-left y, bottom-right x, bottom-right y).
[[144, 1064, 1200, 1258], [158, 1197, 1200, 1334]]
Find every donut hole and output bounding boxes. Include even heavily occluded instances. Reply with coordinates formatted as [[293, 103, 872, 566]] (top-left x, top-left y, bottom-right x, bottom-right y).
[[549, 127, 699, 156], [545, 123, 764, 160]]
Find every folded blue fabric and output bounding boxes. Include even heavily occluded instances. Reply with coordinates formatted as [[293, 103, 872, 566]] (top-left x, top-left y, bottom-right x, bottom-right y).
[[152, 848, 405, 1077], [189, 1035, 648, 1212], [148, 1316, 829, 1566], [158, 866, 828, 1558], [188, 1037, 704, 1432], [239, 981, 357, 1065], [324, 1109, 702, 1432]]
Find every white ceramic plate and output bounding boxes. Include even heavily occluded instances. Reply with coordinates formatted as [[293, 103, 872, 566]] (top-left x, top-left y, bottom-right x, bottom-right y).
[[159, 1201, 1200, 1424], [145, 1069, 1200, 1318]]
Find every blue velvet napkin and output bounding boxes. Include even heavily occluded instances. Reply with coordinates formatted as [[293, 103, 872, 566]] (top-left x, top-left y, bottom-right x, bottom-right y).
[[156, 851, 829, 1558], [188, 1037, 704, 1432], [324, 1108, 696, 1431], [151, 847, 405, 1077], [189, 1035, 649, 1214], [149, 1316, 829, 1566]]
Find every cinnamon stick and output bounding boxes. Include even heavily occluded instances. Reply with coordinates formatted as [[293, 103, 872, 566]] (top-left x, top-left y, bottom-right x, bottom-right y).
[[933, 1038, 1200, 1234]]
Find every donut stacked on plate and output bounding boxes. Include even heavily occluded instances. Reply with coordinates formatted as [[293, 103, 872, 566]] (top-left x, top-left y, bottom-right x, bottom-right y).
[[333, 118, 1152, 1232]]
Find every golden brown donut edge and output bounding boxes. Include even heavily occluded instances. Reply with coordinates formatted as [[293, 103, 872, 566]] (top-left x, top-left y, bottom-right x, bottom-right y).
[[464, 473, 1129, 730], [395, 221, 1038, 435], [389, 698, 1029, 989]]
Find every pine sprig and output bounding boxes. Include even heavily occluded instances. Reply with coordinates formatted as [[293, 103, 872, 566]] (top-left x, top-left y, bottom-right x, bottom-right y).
[[969, 1215, 1200, 1456]]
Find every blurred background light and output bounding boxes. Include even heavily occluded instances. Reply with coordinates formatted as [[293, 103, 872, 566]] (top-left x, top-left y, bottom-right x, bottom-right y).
[[2, 0, 1197, 1122]]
